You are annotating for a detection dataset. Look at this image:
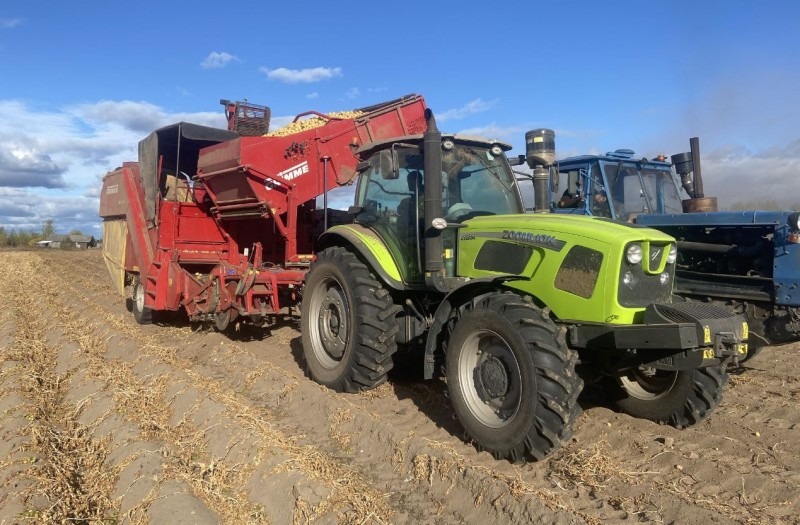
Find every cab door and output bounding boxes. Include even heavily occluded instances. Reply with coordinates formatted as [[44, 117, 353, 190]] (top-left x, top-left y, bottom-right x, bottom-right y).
[[354, 148, 425, 284]]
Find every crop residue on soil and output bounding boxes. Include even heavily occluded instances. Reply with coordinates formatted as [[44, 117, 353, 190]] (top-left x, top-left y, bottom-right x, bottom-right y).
[[0, 249, 798, 524]]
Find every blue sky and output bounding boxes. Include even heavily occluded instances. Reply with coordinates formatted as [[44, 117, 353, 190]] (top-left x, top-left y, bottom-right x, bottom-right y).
[[1, 0, 799, 236]]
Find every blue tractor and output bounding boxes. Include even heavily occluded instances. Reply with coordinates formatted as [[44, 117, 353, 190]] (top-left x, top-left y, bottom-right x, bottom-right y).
[[513, 134, 800, 360]]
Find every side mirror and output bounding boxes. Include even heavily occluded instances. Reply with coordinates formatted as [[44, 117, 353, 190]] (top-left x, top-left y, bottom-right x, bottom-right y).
[[378, 150, 397, 179]]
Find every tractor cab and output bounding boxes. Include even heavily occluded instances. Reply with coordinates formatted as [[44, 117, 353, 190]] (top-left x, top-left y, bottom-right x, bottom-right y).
[[350, 134, 523, 284], [553, 150, 683, 221]]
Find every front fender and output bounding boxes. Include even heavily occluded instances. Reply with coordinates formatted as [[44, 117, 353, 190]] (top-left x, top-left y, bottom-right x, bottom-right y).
[[422, 277, 529, 379], [319, 224, 404, 290]]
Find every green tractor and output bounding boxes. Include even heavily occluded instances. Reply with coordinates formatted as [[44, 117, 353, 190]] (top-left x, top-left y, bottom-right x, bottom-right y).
[[301, 111, 747, 462]]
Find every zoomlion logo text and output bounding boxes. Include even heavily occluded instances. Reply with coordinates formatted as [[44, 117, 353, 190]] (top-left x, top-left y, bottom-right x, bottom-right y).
[[502, 230, 559, 248], [266, 161, 309, 190]]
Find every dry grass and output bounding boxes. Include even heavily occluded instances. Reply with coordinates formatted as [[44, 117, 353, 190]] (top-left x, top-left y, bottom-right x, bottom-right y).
[[0, 256, 118, 524], [328, 409, 355, 452], [417, 439, 608, 525], [37, 253, 396, 525], [546, 439, 636, 492], [23, 249, 798, 525]]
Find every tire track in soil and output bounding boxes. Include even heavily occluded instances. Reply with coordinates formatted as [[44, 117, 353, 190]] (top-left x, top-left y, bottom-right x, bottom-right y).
[[45, 251, 595, 524], [42, 249, 800, 524], [51, 253, 588, 523], [23, 251, 402, 525], [0, 254, 118, 523]]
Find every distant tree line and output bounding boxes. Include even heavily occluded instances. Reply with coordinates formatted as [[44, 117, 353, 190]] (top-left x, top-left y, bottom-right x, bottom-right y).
[[0, 227, 42, 247], [0, 219, 85, 248]]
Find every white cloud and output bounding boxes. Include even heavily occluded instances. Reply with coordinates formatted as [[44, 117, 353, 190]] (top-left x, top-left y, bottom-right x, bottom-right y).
[[0, 140, 67, 189], [456, 122, 525, 142], [68, 99, 224, 133], [0, 18, 22, 29], [345, 87, 361, 99], [306, 92, 319, 99], [0, 99, 229, 234], [437, 98, 499, 122], [259, 66, 342, 84], [201, 51, 240, 69], [0, 188, 100, 234]]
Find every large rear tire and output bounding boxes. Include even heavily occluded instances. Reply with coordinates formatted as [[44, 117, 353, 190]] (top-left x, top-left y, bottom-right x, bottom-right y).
[[131, 277, 153, 325], [608, 364, 728, 428], [301, 246, 399, 392], [446, 293, 583, 462]]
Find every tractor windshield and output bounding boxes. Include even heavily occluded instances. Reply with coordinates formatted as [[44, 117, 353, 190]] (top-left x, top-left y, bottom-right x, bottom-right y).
[[602, 163, 683, 220], [442, 144, 523, 219]]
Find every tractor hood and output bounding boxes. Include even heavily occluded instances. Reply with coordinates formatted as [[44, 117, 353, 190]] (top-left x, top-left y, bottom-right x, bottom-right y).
[[461, 213, 675, 247], [455, 213, 678, 325]]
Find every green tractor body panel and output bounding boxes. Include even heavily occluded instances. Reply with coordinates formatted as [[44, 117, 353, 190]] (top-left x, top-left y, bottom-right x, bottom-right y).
[[456, 214, 676, 325]]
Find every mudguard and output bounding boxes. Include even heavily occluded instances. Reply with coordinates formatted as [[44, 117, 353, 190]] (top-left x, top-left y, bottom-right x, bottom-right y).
[[318, 224, 404, 290]]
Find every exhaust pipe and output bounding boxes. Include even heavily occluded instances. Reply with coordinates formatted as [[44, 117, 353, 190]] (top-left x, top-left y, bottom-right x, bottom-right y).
[[689, 137, 704, 199], [671, 151, 696, 198], [673, 137, 718, 213], [423, 109, 444, 283], [524, 129, 556, 213]]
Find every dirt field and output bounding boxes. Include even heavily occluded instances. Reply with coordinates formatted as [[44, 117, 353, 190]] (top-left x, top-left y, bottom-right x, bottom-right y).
[[0, 249, 798, 524]]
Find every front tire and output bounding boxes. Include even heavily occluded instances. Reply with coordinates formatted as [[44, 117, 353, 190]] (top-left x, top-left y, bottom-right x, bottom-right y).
[[607, 364, 728, 428], [131, 277, 153, 325], [446, 293, 583, 462], [301, 247, 399, 392]]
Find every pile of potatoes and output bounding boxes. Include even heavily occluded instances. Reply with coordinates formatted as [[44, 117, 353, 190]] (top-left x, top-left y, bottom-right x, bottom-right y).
[[265, 110, 365, 137]]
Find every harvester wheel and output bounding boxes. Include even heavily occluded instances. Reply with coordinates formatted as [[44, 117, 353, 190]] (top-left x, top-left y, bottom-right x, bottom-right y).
[[301, 246, 399, 392], [214, 309, 232, 332], [607, 364, 728, 428], [446, 293, 583, 462], [131, 278, 153, 325]]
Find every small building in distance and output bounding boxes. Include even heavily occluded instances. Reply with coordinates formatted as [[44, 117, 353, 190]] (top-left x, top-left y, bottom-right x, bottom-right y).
[[37, 234, 97, 249]]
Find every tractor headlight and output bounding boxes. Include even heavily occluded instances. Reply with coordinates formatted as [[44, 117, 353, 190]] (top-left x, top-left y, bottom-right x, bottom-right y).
[[667, 244, 677, 264], [659, 272, 670, 285], [626, 243, 643, 265], [788, 212, 800, 231]]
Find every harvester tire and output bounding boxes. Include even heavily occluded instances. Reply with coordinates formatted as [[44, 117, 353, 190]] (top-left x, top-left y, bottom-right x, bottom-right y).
[[446, 293, 583, 462], [607, 364, 728, 428], [301, 246, 399, 393], [132, 278, 153, 325]]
